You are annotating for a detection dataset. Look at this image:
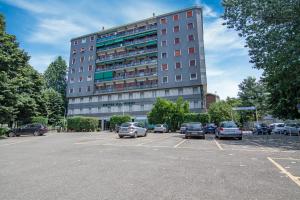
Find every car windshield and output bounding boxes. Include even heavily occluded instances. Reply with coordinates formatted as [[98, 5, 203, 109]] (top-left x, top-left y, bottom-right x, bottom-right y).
[[156, 124, 163, 127], [277, 124, 285, 127], [223, 122, 238, 128], [121, 123, 132, 127], [188, 123, 202, 128]]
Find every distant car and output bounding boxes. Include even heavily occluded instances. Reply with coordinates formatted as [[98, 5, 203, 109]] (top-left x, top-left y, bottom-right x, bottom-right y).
[[154, 124, 168, 133], [283, 123, 300, 136], [253, 123, 270, 135], [204, 123, 217, 134], [8, 123, 48, 137], [215, 121, 242, 140], [118, 122, 147, 138], [180, 123, 188, 134], [270, 123, 285, 134], [185, 122, 205, 139]]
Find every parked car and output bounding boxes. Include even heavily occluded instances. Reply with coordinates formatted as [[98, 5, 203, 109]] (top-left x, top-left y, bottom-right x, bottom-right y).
[[215, 121, 242, 140], [115, 125, 120, 133], [185, 122, 205, 139], [118, 122, 147, 138], [270, 123, 285, 134], [253, 123, 270, 135], [154, 124, 168, 133], [283, 123, 300, 136], [204, 123, 217, 134], [180, 123, 188, 134], [8, 123, 48, 137]]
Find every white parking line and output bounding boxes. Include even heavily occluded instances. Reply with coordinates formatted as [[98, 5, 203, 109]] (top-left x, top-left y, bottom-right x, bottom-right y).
[[214, 139, 224, 150], [268, 157, 300, 188], [173, 139, 186, 148]]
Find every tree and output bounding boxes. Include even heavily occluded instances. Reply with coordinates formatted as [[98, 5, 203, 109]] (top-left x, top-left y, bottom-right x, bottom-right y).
[[222, 0, 300, 119], [44, 56, 67, 109], [42, 88, 64, 125], [109, 115, 132, 130], [208, 101, 233, 125], [148, 97, 189, 131]]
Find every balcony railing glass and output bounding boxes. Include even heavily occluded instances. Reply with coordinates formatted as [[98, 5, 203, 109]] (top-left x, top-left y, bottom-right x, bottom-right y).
[[95, 72, 157, 83], [95, 59, 157, 72], [95, 84, 158, 93]]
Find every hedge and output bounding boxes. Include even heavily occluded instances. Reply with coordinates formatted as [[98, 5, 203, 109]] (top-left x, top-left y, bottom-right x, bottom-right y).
[[184, 113, 210, 124], [67, 116, 99, 132], [31, 116, 48, 126]]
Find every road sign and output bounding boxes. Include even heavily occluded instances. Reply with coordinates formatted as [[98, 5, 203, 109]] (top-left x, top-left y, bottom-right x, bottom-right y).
[[232, 106, 256, 111]]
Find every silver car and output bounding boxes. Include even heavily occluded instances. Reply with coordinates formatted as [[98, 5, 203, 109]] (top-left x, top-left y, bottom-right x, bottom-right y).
[[270, 123, 285, 134], [283, 123, 300, 136], [215, 121, 242, 140], [118, 122, 147, 138], [154, 124, 168, 133]]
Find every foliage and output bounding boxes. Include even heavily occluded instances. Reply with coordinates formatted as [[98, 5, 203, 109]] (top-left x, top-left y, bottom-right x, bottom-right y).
[[222, 0, 300, 119], [109, 115, 131, 130], [67, 116, 99, 132], [31, 116, 48, 126], [0, 127, 10, 136], [208, 101, 233, 125], [44, 56, 67, 108], [148, 97, 189, 131], [184, 113, 210, 124], [42, 88, 64, 125]]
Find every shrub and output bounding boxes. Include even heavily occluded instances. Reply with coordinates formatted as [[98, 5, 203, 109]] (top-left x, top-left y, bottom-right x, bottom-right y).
[[67, 116, 99, 132], [109, 115, 131, 130], [31, 116, 48, 126], [184, 113, 210, 124], [0, 127, 10, 136]]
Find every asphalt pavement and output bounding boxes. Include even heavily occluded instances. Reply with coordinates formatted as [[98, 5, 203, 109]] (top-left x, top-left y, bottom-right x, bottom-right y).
[[0, 132, 300, 200]]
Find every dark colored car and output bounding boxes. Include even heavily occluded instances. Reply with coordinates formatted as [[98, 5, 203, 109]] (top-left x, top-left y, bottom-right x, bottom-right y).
[[253, 123, 270, 135], [9, 123, 48, 137], [204, 123, 217, 134], [185, 122, 205, 139]]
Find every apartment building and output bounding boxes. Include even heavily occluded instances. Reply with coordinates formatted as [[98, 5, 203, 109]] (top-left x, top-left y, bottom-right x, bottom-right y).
[[67, 6, 207, 127]]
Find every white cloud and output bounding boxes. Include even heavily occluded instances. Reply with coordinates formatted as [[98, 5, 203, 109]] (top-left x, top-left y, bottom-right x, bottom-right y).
[[206, 67, 225, 77], [202, 4, 218, 18], [29, 54, 57, 72]]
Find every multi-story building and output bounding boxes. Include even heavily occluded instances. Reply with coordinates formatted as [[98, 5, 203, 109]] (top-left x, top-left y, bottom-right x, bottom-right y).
[[67, 6, 207, 129]]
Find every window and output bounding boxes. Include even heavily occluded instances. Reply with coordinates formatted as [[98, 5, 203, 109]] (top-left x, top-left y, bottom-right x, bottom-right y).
[[80, 56, 84, 63], [162, 52, 167, 58], [175, 74, 182, 82], [188, 47, 195, 54], [118, 94, 122, 100], [73, 40, 78, 45], [90, 36, 94, 41], [165, 89, 169, 96], [174, 37, 180, 44], [79, 76, 83, 82], [194, 100, 199, 108], [118, 105, 122, 112], [79, 66, 83, 72], [80, 47, 85, 52], [128, 105, 132, 112], [69, 88, 73, 93], [140, 92, 144, 98], [161, 40, 167, 46], [70, 77, 74, 83], [88, 65, 93, 71], [188, 34, 194, 41], [152, 90, 157, 97], [129, 93, 133, 99], [162, 76, 168, 83], [72, 50, 76, 54], [87, 75, 92, 81], [108, 106, 111, 112], [78, 87, 82, 93], [160, 18, 167, 24], [190, 59, 196, 67], [140, 104, 144, 111], [161, 29, 167, 35], [162, 64, 168, 71], [81, 38, 86, 43], [173, 25, 180, 32], [178, 88, 183, 95], [89, 46, 94, 51], [175, 50, 181, 57], [88, 55, 94, 61], [190, 73, 197, 80], [72, 58, 75, 64], [175, 62, 181, 69], [187, 22, 194, 30], [71, 68, 75, 74], [193, 87, 199, 94], [186, 10, 193, 18], [108, 95, 111, 101], [87, 86, 91, 92], [98, 96, 102, 101], [173, 14, 179, 21]]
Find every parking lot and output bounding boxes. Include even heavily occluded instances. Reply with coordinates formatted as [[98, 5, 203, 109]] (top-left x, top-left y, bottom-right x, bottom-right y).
[[0, 132, 300, 200]]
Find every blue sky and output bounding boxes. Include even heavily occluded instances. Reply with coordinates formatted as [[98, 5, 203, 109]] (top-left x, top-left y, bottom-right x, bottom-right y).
[[0, 0, 261, 99]]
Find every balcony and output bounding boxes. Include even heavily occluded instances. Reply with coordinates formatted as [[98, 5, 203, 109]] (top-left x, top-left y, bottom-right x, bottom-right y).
[[95, 59, 157, 72], [96, 48, 158, 63], [95, 72, 157, 83], [95, 84, 158, 94], [97, 36, 157, 52], [96, 24, 157, 44]]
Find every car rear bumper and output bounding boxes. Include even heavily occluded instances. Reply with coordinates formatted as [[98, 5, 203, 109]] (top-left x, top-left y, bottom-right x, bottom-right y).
[[186, 131, 205, 137], [219, 133, 242, 138], [118, 131, 135, 136]]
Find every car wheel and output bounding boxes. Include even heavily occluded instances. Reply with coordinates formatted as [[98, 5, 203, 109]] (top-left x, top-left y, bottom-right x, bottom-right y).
[[144, 132, 147, 137], [133, 132, 137, 138], [34, 131, 40, 136], [8, 132, 15, 137], [16, 134, 20, 137], [154, 131, 157, 133], [185, 135, 189, 139], [119, 135, 123, 138]]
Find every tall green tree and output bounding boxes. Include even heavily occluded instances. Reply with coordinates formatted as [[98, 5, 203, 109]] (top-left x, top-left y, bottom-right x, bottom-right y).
[[42, 88, 64, 125], [208, 100, 236, 125], [222, 0, 300, 119], [44, 56, 67, 110]]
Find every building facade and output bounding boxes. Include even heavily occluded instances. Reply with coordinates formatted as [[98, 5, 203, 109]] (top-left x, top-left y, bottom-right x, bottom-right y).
[[67, 6, 207, 126], [206, 93, 220, 109]]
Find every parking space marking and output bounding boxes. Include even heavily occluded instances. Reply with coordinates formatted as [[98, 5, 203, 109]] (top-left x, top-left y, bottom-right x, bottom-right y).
[[136, 135, 174, 146], [214, 139, 224, 150], [267, 157, 300, 188], [269, 157, 300, 161], [173, 139, 186, 148]]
